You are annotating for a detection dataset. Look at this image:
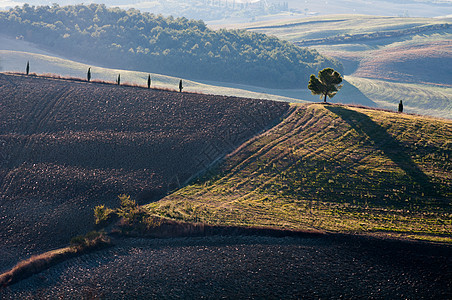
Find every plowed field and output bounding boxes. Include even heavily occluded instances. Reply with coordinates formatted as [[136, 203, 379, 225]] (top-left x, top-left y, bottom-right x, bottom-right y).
[[0, 73, 289, 272], [1, 235, 451, 299]]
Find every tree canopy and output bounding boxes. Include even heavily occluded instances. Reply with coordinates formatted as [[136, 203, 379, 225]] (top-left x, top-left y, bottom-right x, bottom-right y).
[[0, 4, 342, 88], [308, 68, 343, 103]]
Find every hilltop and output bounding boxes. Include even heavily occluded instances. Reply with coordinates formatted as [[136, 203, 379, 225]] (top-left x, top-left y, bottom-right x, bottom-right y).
[[0, 47, 375, 107], [148, 103, 452, 242], [0, 73, 289, 272], [0, 45, 303, 103]]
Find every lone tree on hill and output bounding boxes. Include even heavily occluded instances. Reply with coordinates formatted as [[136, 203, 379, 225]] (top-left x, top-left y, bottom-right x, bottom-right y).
[[308, 68, 343, 103], [398, 100, 403, 113], [117, 74, 121, 85], [179, 79, 183, 92], [87, 67, 91, 82], [26, 61, 29, 75], [147, 74, 151, 89]]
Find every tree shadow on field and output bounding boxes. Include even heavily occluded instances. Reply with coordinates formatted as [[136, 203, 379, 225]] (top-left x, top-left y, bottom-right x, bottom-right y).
[[334, 80, 376, 108], [325, 105, 440, 200]]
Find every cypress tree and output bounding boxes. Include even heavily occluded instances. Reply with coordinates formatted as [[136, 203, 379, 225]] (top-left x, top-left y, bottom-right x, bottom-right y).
[[179, 79, 183, 92], [147, 74, 151, 89], [117, 74, 120, 85], [398, 100, 403, 113], [87, 67, 91, 82], [26, 61, 29, 75]]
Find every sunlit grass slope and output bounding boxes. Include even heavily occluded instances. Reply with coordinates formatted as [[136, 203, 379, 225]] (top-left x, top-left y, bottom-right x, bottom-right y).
[[148, 103, 452, 242]]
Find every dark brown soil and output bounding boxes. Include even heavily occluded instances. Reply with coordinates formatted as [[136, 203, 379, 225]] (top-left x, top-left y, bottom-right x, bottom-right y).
[[1, 235, 450, 299]]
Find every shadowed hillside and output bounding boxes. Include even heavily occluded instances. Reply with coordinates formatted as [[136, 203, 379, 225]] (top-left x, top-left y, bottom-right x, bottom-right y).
[[0, 73, 290, 272], [149, 103, 451, 241], [0, 76, 451, 299]]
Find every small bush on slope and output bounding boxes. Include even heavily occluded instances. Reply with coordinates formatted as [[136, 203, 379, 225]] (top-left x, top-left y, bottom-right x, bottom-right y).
[[96, 195, 163, 234]]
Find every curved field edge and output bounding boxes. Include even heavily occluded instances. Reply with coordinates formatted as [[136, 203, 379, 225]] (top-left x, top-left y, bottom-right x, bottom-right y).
[[0, 233, 110, 288], [0, 218, 318, 289], [1, 214, 448, 290], [147, 103, 452, 243]]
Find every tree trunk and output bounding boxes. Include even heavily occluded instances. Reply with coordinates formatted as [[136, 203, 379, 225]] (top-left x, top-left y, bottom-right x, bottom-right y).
[[323, 93, 327, 103]]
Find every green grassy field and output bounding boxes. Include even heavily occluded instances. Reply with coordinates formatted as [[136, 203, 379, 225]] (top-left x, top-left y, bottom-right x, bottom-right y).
[[147, 103, 452, 242]]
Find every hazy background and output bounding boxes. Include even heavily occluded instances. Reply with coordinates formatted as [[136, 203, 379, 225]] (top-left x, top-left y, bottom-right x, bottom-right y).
[[1, 0, 451, 24]]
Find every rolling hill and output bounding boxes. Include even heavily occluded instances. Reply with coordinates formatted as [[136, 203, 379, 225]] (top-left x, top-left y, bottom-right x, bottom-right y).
[[0, 74, 451, 298], [348, 41, 452, 86], [0, 30, 372, 106], [3, 12, 450, 117], [215, 15, 452, 118], [0, 72, 289, 272], [148, 103, 452, 242]]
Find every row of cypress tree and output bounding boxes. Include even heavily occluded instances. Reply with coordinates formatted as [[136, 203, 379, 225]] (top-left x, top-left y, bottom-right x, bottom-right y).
[[24, 61, 184, 92]]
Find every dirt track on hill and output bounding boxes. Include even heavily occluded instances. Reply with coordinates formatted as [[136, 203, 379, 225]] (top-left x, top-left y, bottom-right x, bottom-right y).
[[1, 235, 451, 299]]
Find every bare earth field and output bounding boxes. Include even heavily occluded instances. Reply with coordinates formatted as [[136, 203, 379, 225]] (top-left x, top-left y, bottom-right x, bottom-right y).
[[1, 235, 451, 299], [0, 73, 289, 273]]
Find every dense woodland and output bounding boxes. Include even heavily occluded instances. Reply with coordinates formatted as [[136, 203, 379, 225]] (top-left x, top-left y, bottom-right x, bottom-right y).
[[0, 4, 341, 87]]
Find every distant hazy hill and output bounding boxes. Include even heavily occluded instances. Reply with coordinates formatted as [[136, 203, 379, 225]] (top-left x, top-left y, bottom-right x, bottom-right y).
[[230, 15, 452, 86], [0, 4, 341, 88], [220, 15, 452, 118], [0, 73, 289, 272], [149, 103, 452, 242]]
